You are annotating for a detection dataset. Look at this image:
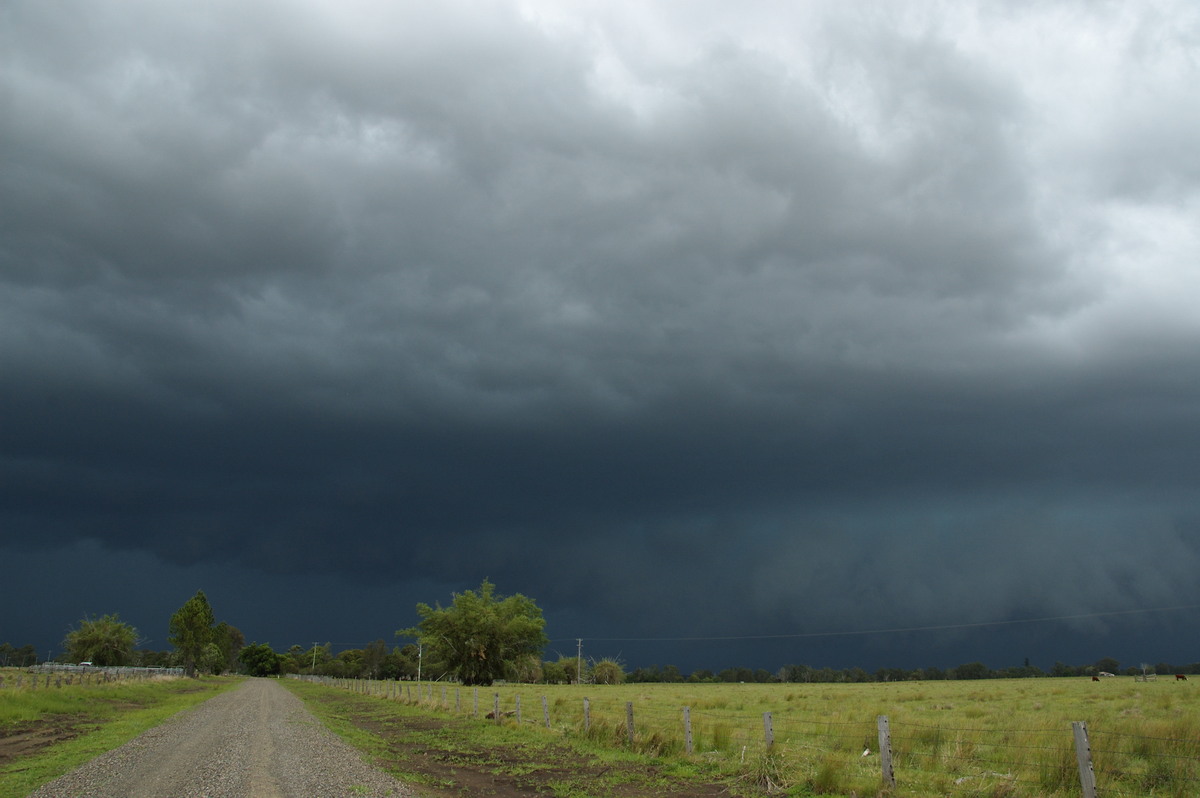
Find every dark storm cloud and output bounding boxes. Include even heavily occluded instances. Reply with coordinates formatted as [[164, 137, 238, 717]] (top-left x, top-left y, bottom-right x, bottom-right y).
[[4, 0, 1200, 666]]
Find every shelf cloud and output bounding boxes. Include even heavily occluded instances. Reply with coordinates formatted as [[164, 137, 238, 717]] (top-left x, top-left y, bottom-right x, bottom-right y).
[[4, 0, 1200, 671]]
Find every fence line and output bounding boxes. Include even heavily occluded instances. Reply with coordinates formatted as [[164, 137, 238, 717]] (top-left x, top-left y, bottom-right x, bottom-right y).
[[291, 676, 1200, 797], [0, 665, 184, 689]]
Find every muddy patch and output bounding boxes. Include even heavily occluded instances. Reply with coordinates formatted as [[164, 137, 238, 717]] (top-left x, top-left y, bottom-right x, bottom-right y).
[[312, 697, 743, 798], [0, 716, 90, 767]]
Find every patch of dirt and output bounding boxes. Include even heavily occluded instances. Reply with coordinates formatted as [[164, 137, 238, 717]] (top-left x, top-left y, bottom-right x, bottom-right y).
[[0, 716, 90, 767], [333, 706, 745, 798]]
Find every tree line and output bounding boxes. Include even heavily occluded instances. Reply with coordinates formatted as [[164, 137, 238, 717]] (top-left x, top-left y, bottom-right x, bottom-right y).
[[0, 642, 39, 667], [5, 590, 245, 677], [12, 582, 1199, 684], [625, 658, 1200, 684]]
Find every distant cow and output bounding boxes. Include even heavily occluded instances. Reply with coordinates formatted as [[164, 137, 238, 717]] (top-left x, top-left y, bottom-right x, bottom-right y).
[[1176, 674, 1188, 681], [1092, 675, 1100, 681]]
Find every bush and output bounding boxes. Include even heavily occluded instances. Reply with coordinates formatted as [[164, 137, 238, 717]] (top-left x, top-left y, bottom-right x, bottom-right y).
[[592, 658, 624, 685]]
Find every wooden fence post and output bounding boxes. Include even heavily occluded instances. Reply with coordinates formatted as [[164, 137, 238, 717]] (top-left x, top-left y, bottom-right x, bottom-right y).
[[542, 695, 551, 729], [1072, 721, 1098, 798], [516, 695, 522, 724], [877, 716, 895, 788], [494, 693, 501, 724], [763, 712, 774, 749], [626, 702, 635, 745], [584, 698, 590, 732], [456, 688, 461, 713], [683, 706, 693, 754]]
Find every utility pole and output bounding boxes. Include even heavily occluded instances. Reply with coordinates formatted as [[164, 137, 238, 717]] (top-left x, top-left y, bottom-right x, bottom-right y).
[[311, 643, 319, 674], [576, 639, 583, 684], [417, 643, 423, 683]]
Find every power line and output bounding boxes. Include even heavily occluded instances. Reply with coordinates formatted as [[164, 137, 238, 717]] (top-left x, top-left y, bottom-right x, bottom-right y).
[[553, 603, 1200, 644]]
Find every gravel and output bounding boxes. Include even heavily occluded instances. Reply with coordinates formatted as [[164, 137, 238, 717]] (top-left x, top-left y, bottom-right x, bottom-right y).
[[28, 678, 416, 798]]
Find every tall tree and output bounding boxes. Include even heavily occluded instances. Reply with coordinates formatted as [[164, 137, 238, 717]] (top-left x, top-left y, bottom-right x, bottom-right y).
[[362, 639, 388, 679], [14, 644, 37, 667], [400, 580, 548, 686], [62, 614, 140, 666], [169, 590, 216, 677], [212, 622, 246, 674]]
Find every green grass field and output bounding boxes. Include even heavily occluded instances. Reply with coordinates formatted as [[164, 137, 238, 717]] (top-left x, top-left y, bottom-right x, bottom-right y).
[[6, 670, 1197, 797], [0, 669, 242, 798], [328, 675, 1200, 797]]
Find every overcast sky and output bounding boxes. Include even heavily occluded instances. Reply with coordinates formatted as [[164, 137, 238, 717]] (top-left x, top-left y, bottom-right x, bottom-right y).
[[4, 0, 1200, 673]]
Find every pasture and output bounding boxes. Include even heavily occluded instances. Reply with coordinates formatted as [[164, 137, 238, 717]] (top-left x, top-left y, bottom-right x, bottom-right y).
[[322, 675, 1200, 797], [0, 668, 240, 798]]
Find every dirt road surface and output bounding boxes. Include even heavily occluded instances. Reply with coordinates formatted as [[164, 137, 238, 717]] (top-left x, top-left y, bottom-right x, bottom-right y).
[[27, 678, 414, 798]]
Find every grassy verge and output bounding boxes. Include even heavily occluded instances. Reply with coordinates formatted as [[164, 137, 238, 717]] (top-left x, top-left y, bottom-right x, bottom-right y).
[[282, 679, 748, 797], [0, 674, 243, 798]]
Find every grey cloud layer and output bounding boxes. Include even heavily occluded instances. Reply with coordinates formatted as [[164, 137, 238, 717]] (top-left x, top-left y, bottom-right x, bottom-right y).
[[3, 0, 1200, 645]]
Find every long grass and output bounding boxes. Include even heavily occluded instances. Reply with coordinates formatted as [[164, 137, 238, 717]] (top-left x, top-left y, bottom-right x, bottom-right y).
[[0, 670, 242, 797], [329, 676, 1200, 797], [284, 678, 731, 796]]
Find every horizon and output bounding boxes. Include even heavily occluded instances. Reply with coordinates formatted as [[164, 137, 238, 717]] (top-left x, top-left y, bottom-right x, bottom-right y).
[[8, 597, 1195, 678]]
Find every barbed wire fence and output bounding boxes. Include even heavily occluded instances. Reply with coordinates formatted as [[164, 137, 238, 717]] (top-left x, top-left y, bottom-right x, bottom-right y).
[[292, 674, 1200, 797]]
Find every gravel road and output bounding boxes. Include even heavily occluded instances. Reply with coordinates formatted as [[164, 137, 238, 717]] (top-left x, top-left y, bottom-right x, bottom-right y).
[[28, 678, 416, 798]]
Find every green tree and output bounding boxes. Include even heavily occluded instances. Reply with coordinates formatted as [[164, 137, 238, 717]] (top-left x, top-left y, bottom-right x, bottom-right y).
[[14, 645, 37, 667], [239, 643, 283, 676], [541, 660, 569, 684], [629, 665, 662, 683], [952, 661, 991, 680], [400, 580, 548, 686], [556, 655, 585, 684], [62, 614, 140, 666], [282, 645, 305, 674], [379, 646, 411, 680], [506, 653, 542, 683], [362, 639, 388, 678], [390, 644, 420, 679], [336, 648, 365, 677], [169, 590, 216, 677], [134, 649, 175, 668], [199, 643, 225, 675], [302, 643, 332, 675], [212, 622, 245, 674]]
